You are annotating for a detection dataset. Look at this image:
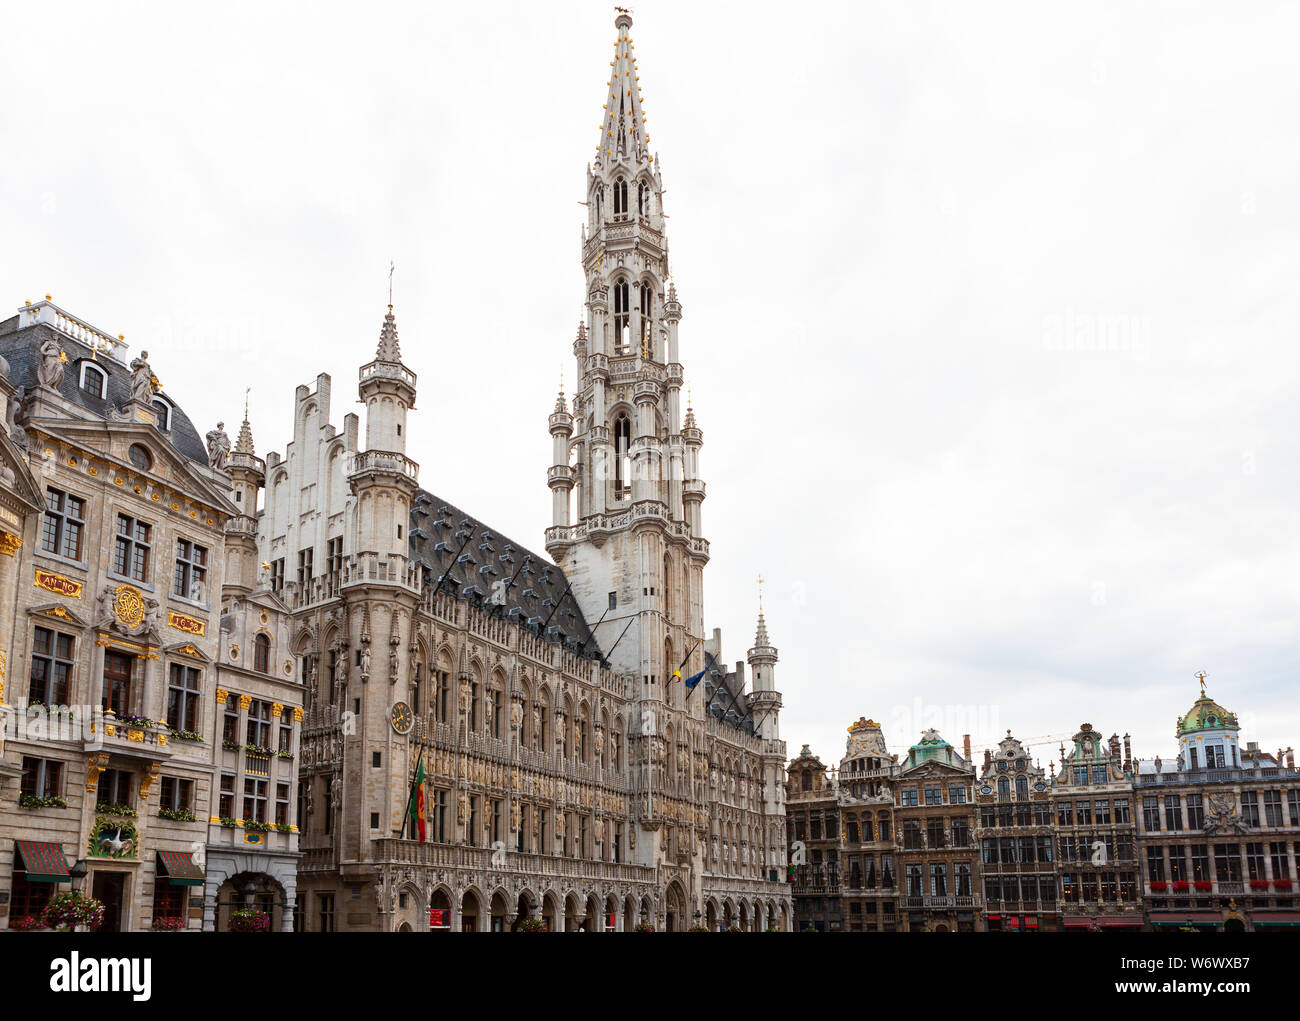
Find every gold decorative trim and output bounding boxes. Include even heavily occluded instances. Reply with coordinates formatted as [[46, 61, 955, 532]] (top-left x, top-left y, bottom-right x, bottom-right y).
[[34, 569, 83, 599], [0, 532, 23, 557], [292, 707, 303, 722], [215, 687, 228, 704], [239, 694, 252, 711], [167, 611, 206, 636]]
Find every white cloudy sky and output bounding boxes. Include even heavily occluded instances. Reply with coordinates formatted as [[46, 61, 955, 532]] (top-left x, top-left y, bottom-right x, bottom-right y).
[[4, 1, 1298, 771]]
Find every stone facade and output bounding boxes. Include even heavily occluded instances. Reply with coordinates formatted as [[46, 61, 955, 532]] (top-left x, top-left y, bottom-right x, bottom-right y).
[[786, 719, 902, 932], [0, 301, 235, 931], [267, 12, 791, 933], [1136, 682, 1300, 930], [974, 732, 1056, 931], [1050, 723, 1143, 929]]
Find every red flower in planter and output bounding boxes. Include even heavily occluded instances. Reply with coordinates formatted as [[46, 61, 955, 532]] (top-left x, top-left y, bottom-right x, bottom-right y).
[[1249, 880, 1270, 890], [1273, 878, 1293, 890], [1192, 881, 1213, 891], [1149, 881, 1168, 892], [1171, 880, 1190, 891]]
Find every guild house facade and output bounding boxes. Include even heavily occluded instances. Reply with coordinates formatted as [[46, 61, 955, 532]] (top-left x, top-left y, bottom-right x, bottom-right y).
[[267, 12, 792, 932]]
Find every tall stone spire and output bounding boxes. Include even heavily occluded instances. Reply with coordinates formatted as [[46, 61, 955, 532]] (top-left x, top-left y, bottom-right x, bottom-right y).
[[376, 305, 401, 363], [596, 11, 651, 167], [547, 11, 708, 711]]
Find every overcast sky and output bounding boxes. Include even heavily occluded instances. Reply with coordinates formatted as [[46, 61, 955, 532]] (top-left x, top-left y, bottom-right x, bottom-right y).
[[4, 1, 1298, 772]]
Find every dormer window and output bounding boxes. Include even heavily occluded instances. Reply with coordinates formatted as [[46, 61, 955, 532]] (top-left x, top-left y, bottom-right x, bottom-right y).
[[128, 444, 152, 471], [151, 398, 171, 431], [80, 363, 107, 399]]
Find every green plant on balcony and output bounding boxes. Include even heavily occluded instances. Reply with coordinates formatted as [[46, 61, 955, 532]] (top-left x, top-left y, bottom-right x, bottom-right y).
[[151, 916, 187, 931], [244, 819, 272, 833], [244, 744, 273, 756], [276, 751, 294, 760], [275, 822, 293, 833], [169, 729, 203, 743], [116, 712, 155, 728], [218, 817, 240, 828], [96, 802, 138, 819], [222, 740, 243, 752], [18, 793, 68, 809], [158, 806, 197, 823]]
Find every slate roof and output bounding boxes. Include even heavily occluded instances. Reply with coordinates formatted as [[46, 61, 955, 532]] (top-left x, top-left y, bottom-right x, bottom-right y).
[[704, 663, 755, 734], [0, 315, 209, 465], [408, 490, 601, 657]]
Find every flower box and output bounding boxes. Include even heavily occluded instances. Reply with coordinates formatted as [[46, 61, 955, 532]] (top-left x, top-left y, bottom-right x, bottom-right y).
[[1192, 881, 1213, 891], [222, 741, 243, 752], [218, 817, 239, 828], [97, 803, 138, 819], [9, 915, 48, 931], [151, 917, 187, 932], [1148, 881, 1168, 892], [1249, 880, 1270, 890], [517, 918, 547, 932], [1171, 881, 1190, 891], [228, 908, 270, 932], [244, 819, 272, 833], [1274, 878, 1293, 890], [18, 793, 68, 810], [169, 729, 203, 743], [158, 807, 197, 823], [42, 891, 105, 932]]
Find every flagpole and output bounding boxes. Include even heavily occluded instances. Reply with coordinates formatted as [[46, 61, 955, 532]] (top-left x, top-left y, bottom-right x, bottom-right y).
[[539, 579, 573, 636], [600, 617, 636, 670], [399, 740, 426, 841], [575, 604, 612, 659], [683, 653, 717, 701]]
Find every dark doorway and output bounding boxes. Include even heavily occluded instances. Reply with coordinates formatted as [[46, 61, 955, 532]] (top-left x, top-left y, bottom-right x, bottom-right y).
[[92, 872, 126, 932]]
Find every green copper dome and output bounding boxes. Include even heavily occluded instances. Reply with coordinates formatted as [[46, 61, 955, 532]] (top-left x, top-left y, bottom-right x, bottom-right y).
[[1177, 694, 1239, 736]]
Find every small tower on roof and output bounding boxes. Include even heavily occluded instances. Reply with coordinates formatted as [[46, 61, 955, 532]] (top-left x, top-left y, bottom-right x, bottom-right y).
[[223, 396, 266, 598], [747, 578, 781, 740]]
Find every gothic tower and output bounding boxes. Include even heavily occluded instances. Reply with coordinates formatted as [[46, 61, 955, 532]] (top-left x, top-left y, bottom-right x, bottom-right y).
[[222, 412, 266, 597], [546, 11, 708, 716]]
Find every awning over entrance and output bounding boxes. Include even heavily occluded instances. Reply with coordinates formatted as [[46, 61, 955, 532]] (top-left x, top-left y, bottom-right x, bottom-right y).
[[1149, 911, 1221, 926], [1063, 916, 1094, 928], [14, 840, 71, 883], [1252, 911, 1300, 927], [1098, 917, 1144, 928], [156, 850, 205, 886]]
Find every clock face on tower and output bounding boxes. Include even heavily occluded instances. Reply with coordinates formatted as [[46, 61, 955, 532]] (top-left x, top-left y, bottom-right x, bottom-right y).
[[390, 701, 413, 735]]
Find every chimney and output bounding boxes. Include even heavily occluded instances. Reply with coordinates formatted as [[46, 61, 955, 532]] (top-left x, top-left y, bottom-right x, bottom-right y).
[[1109, 733, 1121, 761], [1123, 733, 1132, 772], [962, 734, 972, 763], [983, 749, 992, 770], [1288, 747, 1295, 769]]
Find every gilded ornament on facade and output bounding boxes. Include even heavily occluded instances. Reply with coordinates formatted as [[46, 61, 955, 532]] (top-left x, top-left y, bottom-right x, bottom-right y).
[[112, 584, 147, 628]]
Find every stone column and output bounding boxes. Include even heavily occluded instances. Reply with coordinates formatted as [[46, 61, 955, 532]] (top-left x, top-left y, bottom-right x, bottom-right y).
[[0, 530, 20, 707]]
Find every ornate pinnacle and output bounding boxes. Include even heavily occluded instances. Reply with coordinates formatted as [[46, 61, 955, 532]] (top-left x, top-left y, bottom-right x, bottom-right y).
[[376, 306, 401, 363]]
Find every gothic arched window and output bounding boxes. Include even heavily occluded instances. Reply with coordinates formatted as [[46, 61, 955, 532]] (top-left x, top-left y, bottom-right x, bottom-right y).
[[613, 278, 630, 355], [613, 177, 628, 219], [638, 181, 649, 216], [997, 776, 1010, 801], [614, 415, 632, 498], [639, 282, 653, 356]]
